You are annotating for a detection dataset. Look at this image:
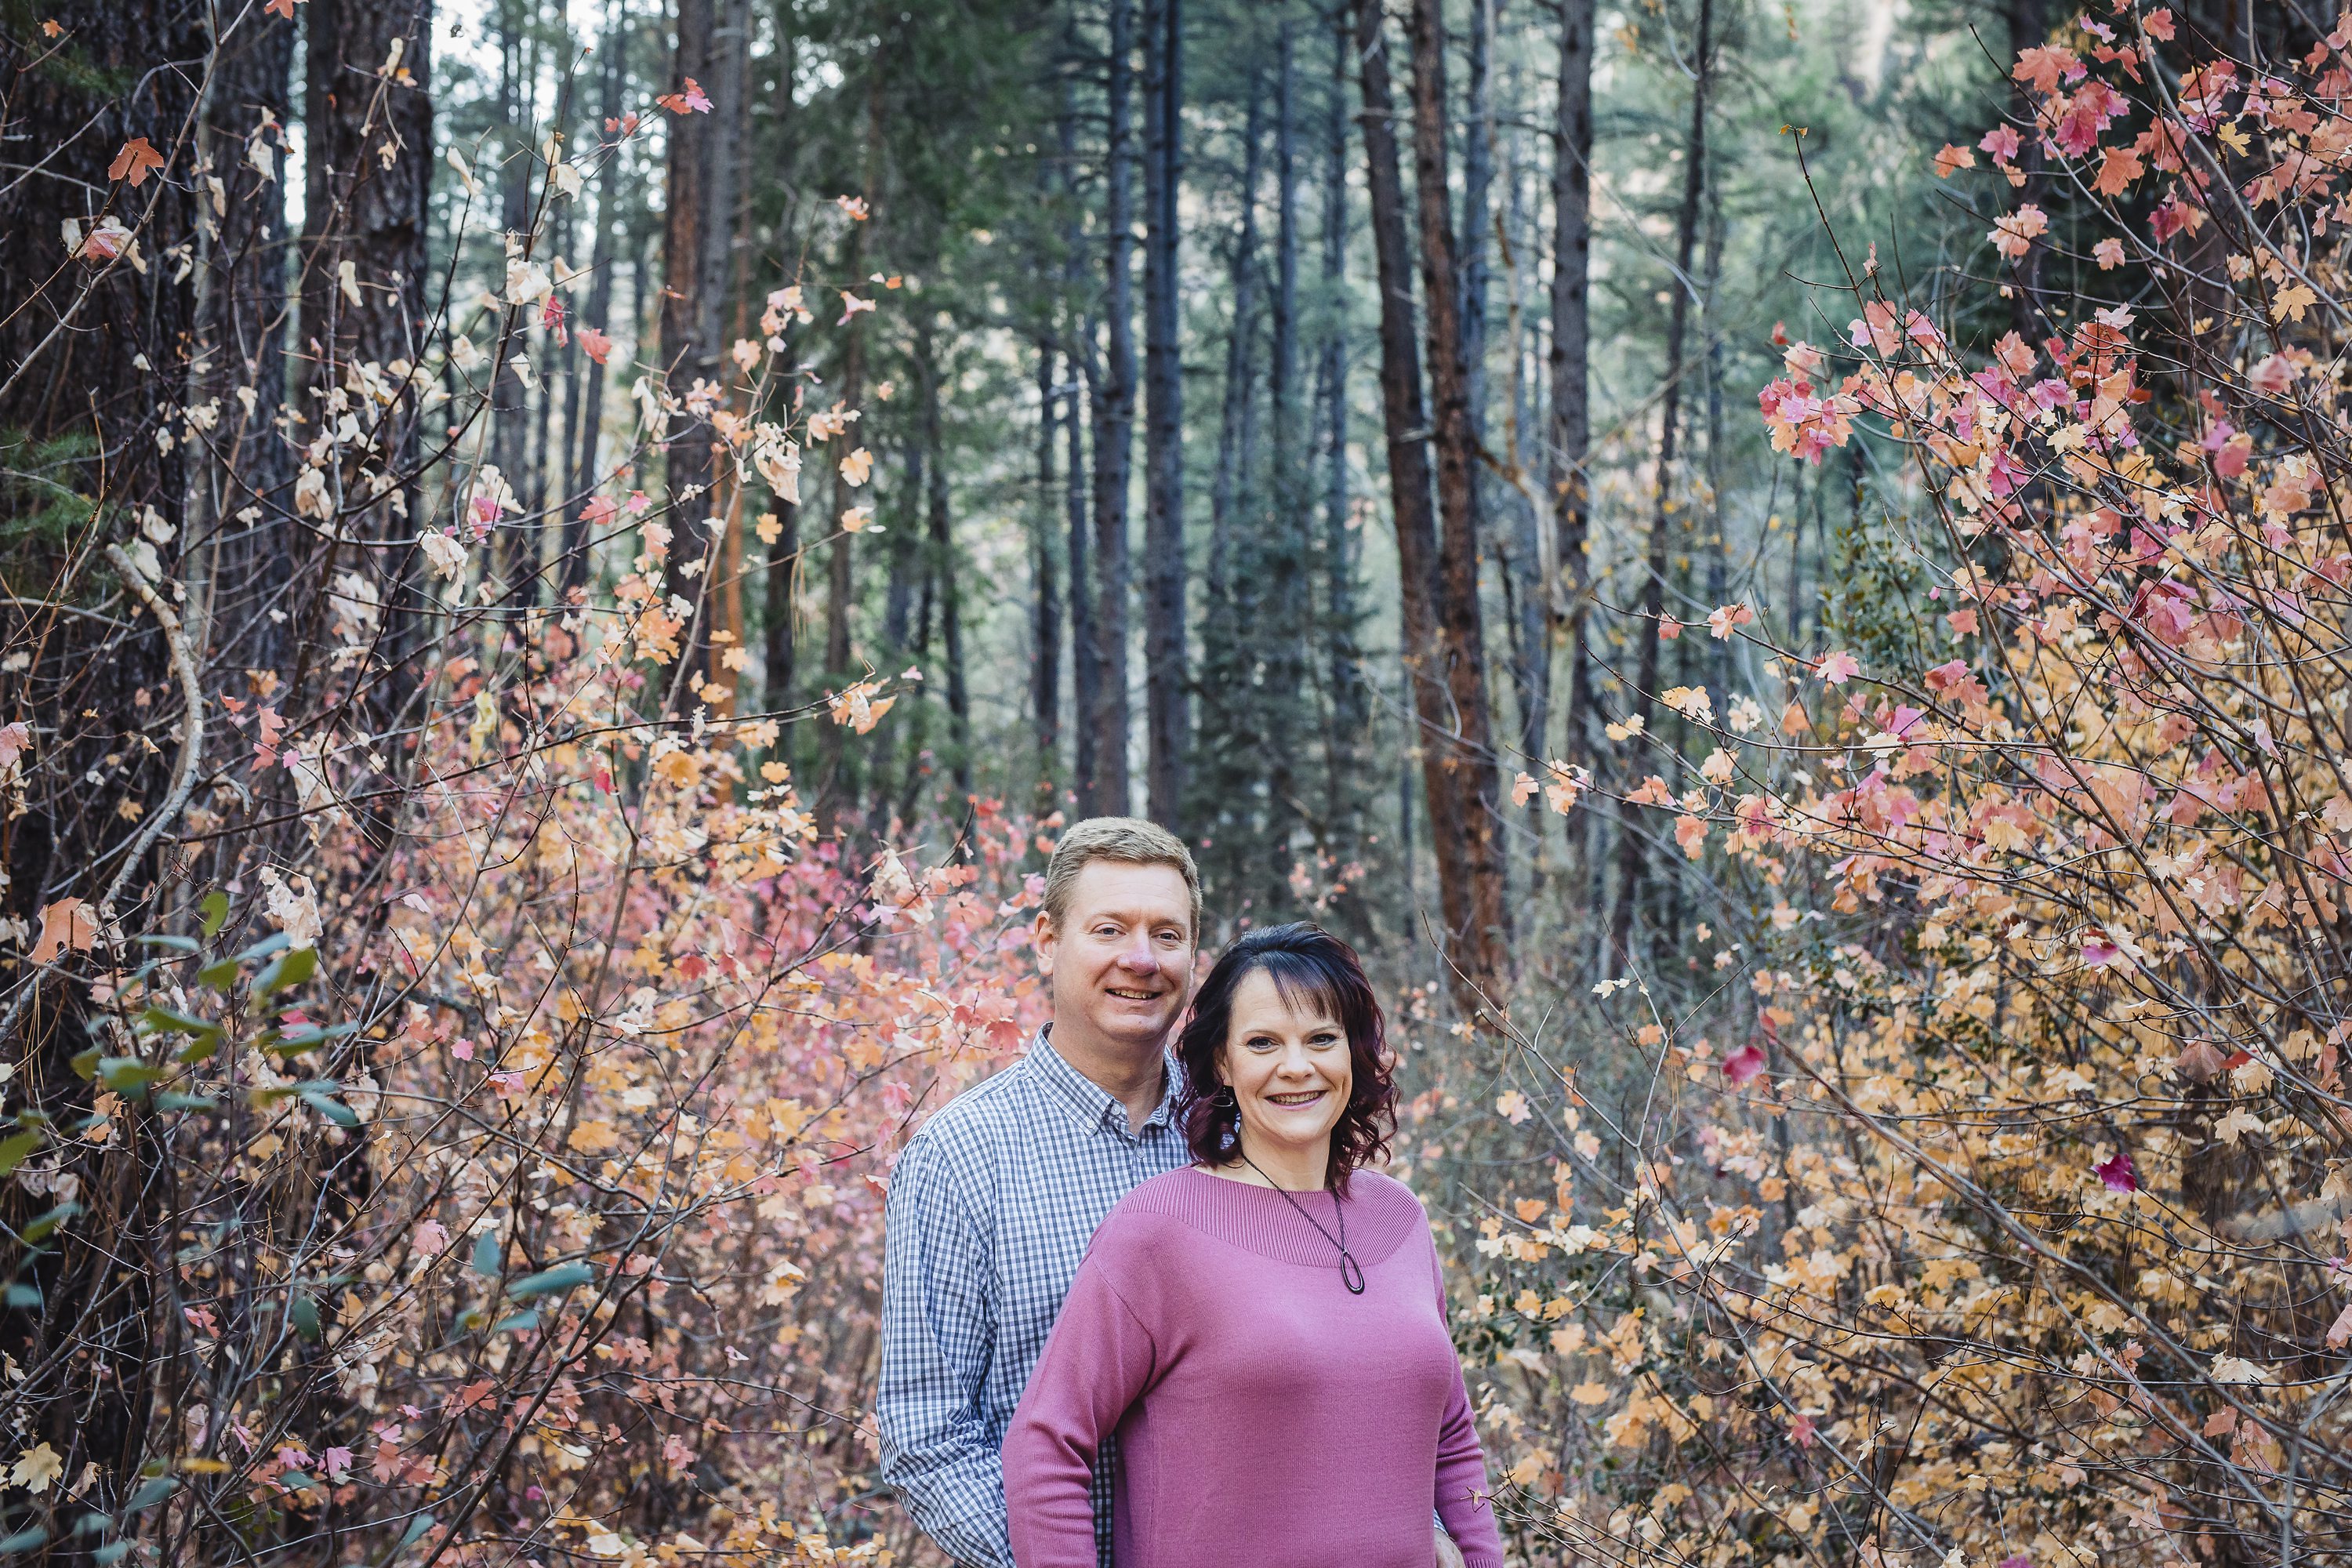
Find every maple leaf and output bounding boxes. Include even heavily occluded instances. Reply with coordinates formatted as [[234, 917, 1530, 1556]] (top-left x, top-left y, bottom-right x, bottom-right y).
[[1494, 1090, 1531, 1126], [39, 19, 60, 37], [656, 77, 713, 114], [575, 325, 613, 364], [1720, 1043, 1766, 1085], [9, 1443, 62, 1494], [30, 897, 96, 966], [2092, 1151, 2139, 1192], [2093, 237, 2125, 270], [2271, 282, 2317, 324], [1815, 650, 1860, 685], [839, 446, 873, 487], [1932, 143, 1975, 177], [1706, 602, 1754, 639], [837, 291, 875, 325], [265, 0, 297, 16], [108, 136, 165, 187]]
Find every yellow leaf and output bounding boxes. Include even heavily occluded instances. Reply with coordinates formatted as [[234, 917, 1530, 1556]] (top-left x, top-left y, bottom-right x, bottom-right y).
[[1570, 1381, 1612, 1406], [2273, 283, 2317, 323]]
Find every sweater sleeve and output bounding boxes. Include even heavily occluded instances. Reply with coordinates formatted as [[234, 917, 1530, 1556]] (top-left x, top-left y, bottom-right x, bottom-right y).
[[1001, 1220, 1159, 1568], [1428, 1226, 1506, 1568]]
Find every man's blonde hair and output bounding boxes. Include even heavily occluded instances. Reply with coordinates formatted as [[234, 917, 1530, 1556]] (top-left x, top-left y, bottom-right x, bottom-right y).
[[1041, 816, 1200, 940]]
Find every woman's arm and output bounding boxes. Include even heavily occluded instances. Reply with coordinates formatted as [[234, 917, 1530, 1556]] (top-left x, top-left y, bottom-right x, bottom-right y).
[[1001, 1234, 1159, 1568], [1428, 1230, 1507, 1568]]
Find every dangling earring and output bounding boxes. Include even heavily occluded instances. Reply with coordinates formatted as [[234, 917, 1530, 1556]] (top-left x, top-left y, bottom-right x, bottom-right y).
[[1214, 1084, 1236, 1106]]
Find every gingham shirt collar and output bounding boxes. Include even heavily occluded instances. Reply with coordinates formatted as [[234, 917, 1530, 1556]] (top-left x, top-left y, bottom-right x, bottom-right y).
[[1027, 1026, 1181, 1138]]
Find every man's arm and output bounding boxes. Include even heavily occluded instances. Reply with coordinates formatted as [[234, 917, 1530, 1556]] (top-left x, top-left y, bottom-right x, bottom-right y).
[[876, 1134, 1015, 1568]]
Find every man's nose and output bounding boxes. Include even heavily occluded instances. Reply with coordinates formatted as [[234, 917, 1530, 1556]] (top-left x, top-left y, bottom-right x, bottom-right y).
[[1114, 932, 1158, 969]]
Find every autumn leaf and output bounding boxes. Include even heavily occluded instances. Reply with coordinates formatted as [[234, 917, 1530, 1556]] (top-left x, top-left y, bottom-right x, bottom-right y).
[[1494, 1090, 1531, 1126], [1815, 649, 1860, 684], [264, 0, 299, 16], [2092, 1150, 2139, 1192], [575, 325, 613, 364], [655, 77, 713, 115], [2271, 282, 2317, 324], [1932, 143, 1974, 177], [9, 1442, 63, 1494], [108, 136, 165, 187], [839, 447, 873, 487], [30, 897, 97, 966], [1720, 1043, 1766, 1085]]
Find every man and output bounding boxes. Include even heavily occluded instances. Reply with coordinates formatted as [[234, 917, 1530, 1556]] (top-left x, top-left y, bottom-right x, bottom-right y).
[[877, 816, 1469, 1568], [879, 817, 1198, 1567]]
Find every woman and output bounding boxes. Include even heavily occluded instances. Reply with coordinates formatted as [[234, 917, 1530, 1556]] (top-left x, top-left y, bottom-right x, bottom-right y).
[[1003, 923, 1504, 1568]]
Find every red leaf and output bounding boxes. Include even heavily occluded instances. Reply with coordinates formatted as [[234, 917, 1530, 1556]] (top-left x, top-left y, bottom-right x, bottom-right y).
[[108, 136, 165, 188], [2093, 1152, 2139, 1193], [575, 325, 612, 364], [1721, 1044, 1767, 1086]]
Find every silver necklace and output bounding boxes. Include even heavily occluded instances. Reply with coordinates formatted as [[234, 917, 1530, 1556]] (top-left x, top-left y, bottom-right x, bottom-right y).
[[1237, 1151, 1365, 1294]]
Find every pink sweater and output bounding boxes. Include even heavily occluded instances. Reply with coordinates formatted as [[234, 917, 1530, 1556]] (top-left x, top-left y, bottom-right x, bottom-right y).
[[1003, 1167, 1505, 1568]]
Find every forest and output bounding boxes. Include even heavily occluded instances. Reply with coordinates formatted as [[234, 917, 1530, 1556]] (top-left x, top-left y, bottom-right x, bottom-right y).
[[0, 0, 2347, 1563]]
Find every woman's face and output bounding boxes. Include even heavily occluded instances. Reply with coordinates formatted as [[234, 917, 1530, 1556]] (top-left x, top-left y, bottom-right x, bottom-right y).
[[1218, 968, 1352, 1171]]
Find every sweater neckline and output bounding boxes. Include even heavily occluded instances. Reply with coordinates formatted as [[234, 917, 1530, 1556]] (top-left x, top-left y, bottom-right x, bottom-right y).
[[1120, 1165, 1420, 1269]]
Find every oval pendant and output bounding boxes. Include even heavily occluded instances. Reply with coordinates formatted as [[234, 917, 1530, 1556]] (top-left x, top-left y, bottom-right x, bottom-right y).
[[1339, 1250, 1366, 1294]]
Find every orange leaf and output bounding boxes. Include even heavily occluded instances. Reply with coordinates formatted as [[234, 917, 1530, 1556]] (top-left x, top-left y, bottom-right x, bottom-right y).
[[265, 0, 298, 15], [108, 136, 165, 188], [30, 897, 97, 966]]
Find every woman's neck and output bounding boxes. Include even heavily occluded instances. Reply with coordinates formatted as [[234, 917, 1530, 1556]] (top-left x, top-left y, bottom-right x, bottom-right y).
[[1216, 1130, 1333, 1192]]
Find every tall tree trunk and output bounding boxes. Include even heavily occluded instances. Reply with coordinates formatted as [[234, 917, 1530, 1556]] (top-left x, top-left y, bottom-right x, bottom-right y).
[[300, 0, 435, 755], [658, 0, 753, 713], [488, 0, 533, 605], [1550, 0, 1596, 785], [1319, 8, 1368, 868], [1352, 0, 1497, 1020], [1264, 15, 1308, 904], [1406, 0, 1510, 1001], [563, 1, 628, 597], [1141, 0, 1186, 829], [0, 0, 205, 952], [1033, 339, 1065, 780], [815, 74, 879, 835], [1059, 67, 1100, 805], [1207, 74, 1265, 619], [1088, 0, 1138, 817], [195, 1, 297, 681], [922, 334, 974, 806], [1608, 0, 1713, 964]]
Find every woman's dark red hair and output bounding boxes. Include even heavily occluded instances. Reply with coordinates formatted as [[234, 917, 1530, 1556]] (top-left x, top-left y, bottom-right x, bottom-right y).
[[1177, 922, 1396, 1193]]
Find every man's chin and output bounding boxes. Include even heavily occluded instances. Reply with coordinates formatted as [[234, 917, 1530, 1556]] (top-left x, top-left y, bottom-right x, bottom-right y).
[[1089, 1009, 1178, 1050]]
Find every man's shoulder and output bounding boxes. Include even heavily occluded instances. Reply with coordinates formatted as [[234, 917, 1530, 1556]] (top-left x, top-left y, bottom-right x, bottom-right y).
[[907, 1054, 1040, 1150]]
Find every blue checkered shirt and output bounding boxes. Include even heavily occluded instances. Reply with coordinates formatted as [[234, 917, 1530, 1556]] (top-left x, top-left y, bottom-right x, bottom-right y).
[[877, 1029, 1189, 1568]]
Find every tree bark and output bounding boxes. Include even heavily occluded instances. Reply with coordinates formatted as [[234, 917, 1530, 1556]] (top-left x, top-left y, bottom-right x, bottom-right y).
[[1351, 0, 1498, 1019], [1550, 0, 1596, 782], [922, 334, 974, 806], [1608, 0, 1713, 965], [1087, 0, 1138, 818], [195, 0, 297, 681], [658, 0, 752, 712], [1406, 0, 1510, 1000], [1033, 338, 1064, 778], [1319, 8, 1368, 863], [1059, 67, 1101, 805], [1141, 0, 1186, 830], [563, 2, 628, 597], [1258, 16, 1312, 905]]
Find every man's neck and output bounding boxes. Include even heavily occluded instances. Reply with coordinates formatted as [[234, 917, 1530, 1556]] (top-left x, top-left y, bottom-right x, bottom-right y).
[[1048, 1021, 1167, 1134]]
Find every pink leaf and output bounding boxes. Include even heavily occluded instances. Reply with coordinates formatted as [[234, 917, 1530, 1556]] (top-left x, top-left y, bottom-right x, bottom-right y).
[[1722, 1043, 1767, 1086], [2094, 1151, 2139, 1192]]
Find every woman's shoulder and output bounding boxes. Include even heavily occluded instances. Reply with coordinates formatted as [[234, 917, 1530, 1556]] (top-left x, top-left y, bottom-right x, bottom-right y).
[[1345, 1167, 1431, 1218]]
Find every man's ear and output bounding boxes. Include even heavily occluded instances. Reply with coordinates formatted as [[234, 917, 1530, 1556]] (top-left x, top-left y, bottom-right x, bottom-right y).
[[1032, 909, 1057, 977]]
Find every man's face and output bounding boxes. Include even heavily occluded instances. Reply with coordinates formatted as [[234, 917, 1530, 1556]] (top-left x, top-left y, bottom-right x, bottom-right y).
[[1034, 862, 1196, 1057]]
